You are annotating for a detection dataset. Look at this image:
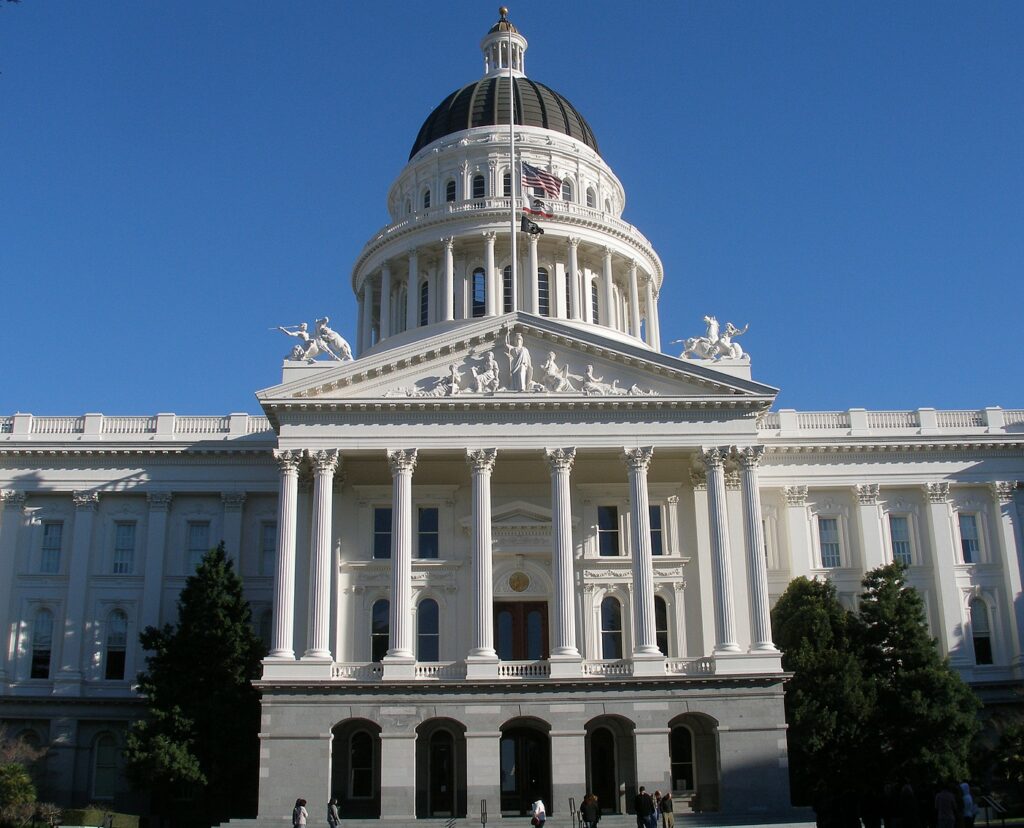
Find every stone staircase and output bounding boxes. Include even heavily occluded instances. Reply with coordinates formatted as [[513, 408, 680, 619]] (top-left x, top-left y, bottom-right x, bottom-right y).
[[220, 812, 815, 828]]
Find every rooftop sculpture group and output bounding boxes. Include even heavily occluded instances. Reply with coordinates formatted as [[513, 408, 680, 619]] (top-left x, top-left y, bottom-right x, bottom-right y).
[[673, 315, 749, 361], [278, 317, 353, 363]]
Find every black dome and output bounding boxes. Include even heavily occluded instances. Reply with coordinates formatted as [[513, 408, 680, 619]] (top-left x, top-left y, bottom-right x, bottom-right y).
[[409, 76, 599, 159]]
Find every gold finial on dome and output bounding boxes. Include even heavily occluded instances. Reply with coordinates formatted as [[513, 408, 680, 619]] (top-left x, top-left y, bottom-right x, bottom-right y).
[[499, 6, 509, 19]]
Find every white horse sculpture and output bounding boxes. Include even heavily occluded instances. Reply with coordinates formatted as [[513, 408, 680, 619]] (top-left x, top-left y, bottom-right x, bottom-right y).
[[673, 316, 749, 360]]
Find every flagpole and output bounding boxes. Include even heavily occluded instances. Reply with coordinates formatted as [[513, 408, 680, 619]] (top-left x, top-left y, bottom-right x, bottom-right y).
[[508, 16, 517, 313]]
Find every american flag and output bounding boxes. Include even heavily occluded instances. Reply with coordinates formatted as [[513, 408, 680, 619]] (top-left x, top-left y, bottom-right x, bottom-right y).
[[521, 161, 562, 199]]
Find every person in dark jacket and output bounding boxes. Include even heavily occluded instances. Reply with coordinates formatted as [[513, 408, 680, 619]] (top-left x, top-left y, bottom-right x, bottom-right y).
[[580, 793, 600, 828], [634, 787, 654, 828], [660, 792, 674, 828]]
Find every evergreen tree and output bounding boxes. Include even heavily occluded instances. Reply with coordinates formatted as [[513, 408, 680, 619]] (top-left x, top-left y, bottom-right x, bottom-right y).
[[772, 577, 872, 805], [856, 563, 979, 793], [125, 543, 265, 825]]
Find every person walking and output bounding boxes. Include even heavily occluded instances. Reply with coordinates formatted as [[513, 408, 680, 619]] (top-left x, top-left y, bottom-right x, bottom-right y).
[[531, 798, 547, 828], [634, 787, 654, 828], [660, 792, 674, 828], [292, 799, 308, 828], [327, 797, 340, 828], [580, 793, 601, 828], [960, 782, 977, 828]]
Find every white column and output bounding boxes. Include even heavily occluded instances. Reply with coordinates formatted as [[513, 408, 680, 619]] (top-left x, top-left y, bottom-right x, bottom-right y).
[[385, 449, 417, 676], [359, 282, 374, 353], [270, 450, 301, 659], [628, 260, 641, 338], [221, 492, 245, 571], [583, 273, 594, 323], [567, 237, 581, 320], [356, 285, 366, 354], [467, 449, 498, 676], [651, 280, 662, 350], [991, 482, 1024, 664], [483, 232, 498, 316], [923, 482, 964, 660], [703, 447, 740, 653], [782, 486, 813, 577], [0, 491, 26, 683], [406, 249, 419, 331], [441, 237, 455, 322], [624, 447, 662, 673], [527, 233, 539, 314], [546, 448, 581, 673], [57, 491, 99, 690], [140, 492, 172, 632], [644, 276, 656, 347], [305, 450, 339, 660], [855, 484, 887, 571], [601, 247, 614, 329], [736, 446, 776, 652], [379, 263, 392, 340]]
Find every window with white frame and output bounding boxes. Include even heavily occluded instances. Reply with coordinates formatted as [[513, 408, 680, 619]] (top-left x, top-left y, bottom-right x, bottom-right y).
[[817, 517, 841, 568], [649, 505, 664, 556], [888, 515, 913, 566], [417, 599, 439, 662], [502, 265, 513, 313], [561, 179, 573, 202], [537, 268, 550, 317], [655, 595, 669, 656], [445, 180, 456, 203], [416, 507, 439, 559], [104, 609, 128, 680], [958, 513, 981, 564], [186, 521, 210, 571], [92, 733, 119, 800], [30, 608, 54, 679], [600, 596, 623, 660], [597, 506, 620, 556], [422, 189, 430, 210], [259, 521, 277, 576], [586, 187, 596, 208], [503, 172, 511, 197], [373, 507, 392, 559], [970, 599, 993, 665], [40, 522, 63, 574], [471, 268, 487, 318], [472, 174, 485, 199], [371, 599, 389, 662], [112, 522, 136, 575]]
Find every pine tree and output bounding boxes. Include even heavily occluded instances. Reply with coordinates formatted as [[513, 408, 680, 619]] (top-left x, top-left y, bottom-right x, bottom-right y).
[[125, 542, 265, 824], [856, 563, 979, 793], [772, 577, 872, 805]]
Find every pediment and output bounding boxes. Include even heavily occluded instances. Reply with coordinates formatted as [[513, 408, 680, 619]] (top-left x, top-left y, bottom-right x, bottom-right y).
[[256, 313, 777, 408]]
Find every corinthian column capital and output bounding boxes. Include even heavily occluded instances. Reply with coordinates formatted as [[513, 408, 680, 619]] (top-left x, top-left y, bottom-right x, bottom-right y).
[[733, 445, 765, 469], [387, 448, 418, 475], [73, 491, 99, 511], [622, 446, 654, 472], [307, 448, 341, 475], [991, 481, 1017, 504], [544, 447, 576, 473], [273, 449, 302, 473], [467, 448, 498, 474], [0, 490, 26, 509], [700, 446, 728, 470]]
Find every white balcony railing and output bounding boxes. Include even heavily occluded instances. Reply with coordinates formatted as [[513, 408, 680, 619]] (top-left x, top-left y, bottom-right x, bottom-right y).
[[759, 407, 1016, 436]]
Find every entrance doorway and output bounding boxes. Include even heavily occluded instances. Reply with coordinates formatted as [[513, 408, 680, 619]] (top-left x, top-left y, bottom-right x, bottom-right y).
[[495, 602, 548, 660], [590, 727, 617, 812], [500, 725, 551, 815], [415, 719, 467, 818]]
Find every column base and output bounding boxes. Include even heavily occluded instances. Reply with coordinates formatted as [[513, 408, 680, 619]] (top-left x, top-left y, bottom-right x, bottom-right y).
[[713, 650, 784, 675], [631, 652, 666, 677], [465, 656, 499, 680], [382, 655, 416, 681], [548, 655, 582, 679]]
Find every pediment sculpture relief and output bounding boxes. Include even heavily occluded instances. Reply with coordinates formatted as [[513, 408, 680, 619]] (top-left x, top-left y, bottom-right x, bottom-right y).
[[277, 316, 354, 363], [673, 315, 749, 361]]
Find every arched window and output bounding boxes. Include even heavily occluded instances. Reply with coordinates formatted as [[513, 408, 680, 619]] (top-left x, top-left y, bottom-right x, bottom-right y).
[[670, 726, 695, 792], [561, 179, 573, 202], [423, 190, 431, 210], [600, 597, 623, 660], [537, 268, 550, 317], [445, 179, 456, 203], [654, 596, 669, 656], [472, 174, 485, 199], [503, 265, 513, 313], [419, 280, 430, 327], [417, 599, 440, 662], [591, 282, 600, 325], [472, 267, 487, 318], [971, 599, 993, 665], [349, 731, 374, 798], [30, 608, 53, 679], [104, 609, 128, 680], [586, 187, 596, 208], [503, 172, 511, 197], [371, 599, 389, 662], [92, 733, 119, 799]]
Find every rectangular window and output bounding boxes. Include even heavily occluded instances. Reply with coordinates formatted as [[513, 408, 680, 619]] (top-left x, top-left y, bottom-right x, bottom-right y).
[[40, 522, 63, 574], [649, 505, 664, 556], [597, 506, 620, 556], [959, 513, 980, 564], [186, 521, 210, 571], [417, 507, 439, 559], [259, 522, 277, 576], [818, 517, 841, 568], [889, 516, 912, 566], [373, 507, 392, 559], [112, 522, 136, 575]]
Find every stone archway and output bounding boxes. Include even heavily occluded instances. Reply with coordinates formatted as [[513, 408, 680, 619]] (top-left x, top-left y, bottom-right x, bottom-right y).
[[584, 714, 637, 814], [330, 719, 382, 819], [415, 718, 467, 818], [668, 713, 718, 812], [499, 717, 551, 816]]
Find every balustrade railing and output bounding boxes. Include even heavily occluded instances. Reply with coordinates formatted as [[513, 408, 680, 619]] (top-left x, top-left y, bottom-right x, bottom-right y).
[[32, 416, 85, 434], [582, 659, 633, 677], [414, 662, 466, 680], [757, 408, 1013, 436], [331, 663, 384, 681], [496, 660, 551, 679], [865, 410, 918, 429], [796, 411, 850, 430], [1004, 410, 1024, 426], [935, 410, 984, 428], [665, 657, 715, 675], [102, 416, 157, 434], [174, 416, 231, 434]]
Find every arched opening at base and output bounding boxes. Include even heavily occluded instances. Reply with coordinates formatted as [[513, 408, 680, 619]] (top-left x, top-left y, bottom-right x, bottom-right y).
[[584, 715, 637, 814], [500, 718, 551, 816], [330, 719, 382, 819], [415, 718, 467, 818], [668, 713, 718, 813]]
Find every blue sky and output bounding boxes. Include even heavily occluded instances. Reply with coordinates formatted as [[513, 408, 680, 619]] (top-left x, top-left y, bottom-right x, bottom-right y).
[[2, 1, 1022, 415]]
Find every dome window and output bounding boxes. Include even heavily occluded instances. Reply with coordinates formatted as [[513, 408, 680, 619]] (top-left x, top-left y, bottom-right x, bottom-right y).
[[561, 179, 573, 202], [503, 266, 514, 313], [472, 268, 487, 318], [472, 174, 486, 200], [419, 281, 430, 327], [586, 187, 596, 208], [538, 268, 550, 317], [423, 190, 431, 210], [503, 172, 512, 198], [445, 180, 456, 203]]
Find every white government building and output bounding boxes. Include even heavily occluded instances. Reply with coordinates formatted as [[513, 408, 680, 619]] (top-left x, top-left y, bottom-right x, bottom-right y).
[[2, 10, 1022, 824]]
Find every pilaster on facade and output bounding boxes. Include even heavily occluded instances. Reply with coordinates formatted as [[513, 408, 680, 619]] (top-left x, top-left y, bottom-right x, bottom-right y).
[[990, 481, 1024, 667], [0, 490, 27, 683], [922, 481, 965, 662], [142, 491, 173, 631], [466, 448, 499, 677], [56, 492, 100, 694], [854, 484, 886, 571]]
